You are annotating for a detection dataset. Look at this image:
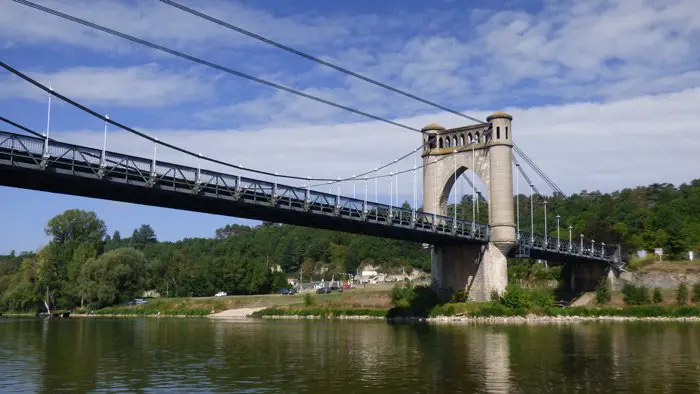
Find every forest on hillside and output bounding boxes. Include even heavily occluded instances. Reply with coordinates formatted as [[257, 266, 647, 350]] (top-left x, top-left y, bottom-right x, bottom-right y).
[[1, 179, 699, 312]]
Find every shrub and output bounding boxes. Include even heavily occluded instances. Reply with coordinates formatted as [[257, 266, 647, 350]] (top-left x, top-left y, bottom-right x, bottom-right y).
[[693, 283, 700, 303], [500, 284, 530, 309], [653, 288, 663, 304], [677, 283, 688, 305], [390, 284, 415, 308], [622, 283, 649, 305], [490, 290, 501, 302], [303, 293, 315, 307], [596, 280, 611, 304], [527, 287, 555, 308], [450, 289, 468, 303]]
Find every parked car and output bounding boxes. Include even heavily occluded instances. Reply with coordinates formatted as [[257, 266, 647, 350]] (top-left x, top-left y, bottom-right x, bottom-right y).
[[134, 298, 148, 305], [316, 287, 332, 294], [280, 288, 297, 295], [214, 292, 227, 297]]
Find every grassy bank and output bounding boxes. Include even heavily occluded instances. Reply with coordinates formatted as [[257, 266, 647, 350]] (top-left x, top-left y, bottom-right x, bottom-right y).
[[252, 283, 700, 321], [62, 285, 394, 317], [251, 302, 700, 320]]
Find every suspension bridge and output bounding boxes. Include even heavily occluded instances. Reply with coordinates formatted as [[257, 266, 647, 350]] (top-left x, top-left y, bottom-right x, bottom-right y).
[[1, 0, 625, 300]]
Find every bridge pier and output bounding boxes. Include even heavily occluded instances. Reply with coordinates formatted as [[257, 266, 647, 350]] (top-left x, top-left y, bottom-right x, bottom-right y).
[[431, 242, 508, 301], [565, 262, 611, 293], [422, 112, 516, 301]]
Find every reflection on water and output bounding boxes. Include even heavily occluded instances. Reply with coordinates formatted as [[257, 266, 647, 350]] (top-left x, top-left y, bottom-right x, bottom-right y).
[[0, 317, 699, 393]]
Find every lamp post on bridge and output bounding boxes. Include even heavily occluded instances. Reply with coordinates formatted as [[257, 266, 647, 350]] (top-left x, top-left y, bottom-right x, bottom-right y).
[[374, 168, 378, 203], [601, 242, 605, 256], [515, 163, 520, 240], [543, 199, 548, 246], [568, 226, 572, 251], [556, 214, 561, 249], [529, 185, 535, 243], [394, 159, 399, 210], [352, 175, 356, 199], [580, 234, 584, 255], [363, 177, 368, 213], [591, 240, 595, 256], [389, 174, 393, 218], [100, 114, 109, 169], [453, 150, 458, 230], [43, 86, 53, 160]]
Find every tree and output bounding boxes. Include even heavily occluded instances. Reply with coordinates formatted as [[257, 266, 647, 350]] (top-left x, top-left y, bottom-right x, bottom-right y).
[[80, 248, 146, 308], [281, 239, 301, 273], [270, 271, 289, 292], [692, 283, 700, 303], [130, 225, 157, 249], [596, 280, 611, 304], [653, 288, 663, 304], [45, 209, 106, 245], [677, 283, 688, 305]]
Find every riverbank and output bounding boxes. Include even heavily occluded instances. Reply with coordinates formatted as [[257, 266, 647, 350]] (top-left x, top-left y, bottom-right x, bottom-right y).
[[251, 302, 700, 322]]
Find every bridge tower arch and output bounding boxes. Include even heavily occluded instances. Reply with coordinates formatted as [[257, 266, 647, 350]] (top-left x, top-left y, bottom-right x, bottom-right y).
[[422, 112, 516, 301]]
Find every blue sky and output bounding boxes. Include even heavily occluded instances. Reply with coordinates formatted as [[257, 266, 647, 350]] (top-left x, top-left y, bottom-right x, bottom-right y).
[[1, 0, 699, 253]]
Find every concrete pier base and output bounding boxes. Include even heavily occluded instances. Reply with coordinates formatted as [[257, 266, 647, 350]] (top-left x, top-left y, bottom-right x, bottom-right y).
[[431, 242, 508, 302]]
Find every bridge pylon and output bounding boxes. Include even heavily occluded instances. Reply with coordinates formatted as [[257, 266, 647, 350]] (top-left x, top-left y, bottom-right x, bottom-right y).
[[422, 112, 516, 301]]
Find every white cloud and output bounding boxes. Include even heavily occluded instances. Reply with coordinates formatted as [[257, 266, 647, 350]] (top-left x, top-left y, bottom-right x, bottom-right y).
[[0, 64, 213, 106], [0, 0, 356, 53]]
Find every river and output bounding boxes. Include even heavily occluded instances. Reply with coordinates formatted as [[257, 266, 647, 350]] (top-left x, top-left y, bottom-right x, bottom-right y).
[[1, 317, 699, 393]]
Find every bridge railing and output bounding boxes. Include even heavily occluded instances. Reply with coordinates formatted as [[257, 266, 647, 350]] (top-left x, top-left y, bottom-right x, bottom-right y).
[[0, 131, 489, 242], [518, 231, 620, 262], [1, 130, 620, 262]]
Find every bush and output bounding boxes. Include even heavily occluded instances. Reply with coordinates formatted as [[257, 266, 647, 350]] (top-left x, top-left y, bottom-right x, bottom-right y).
[[303, 293, 315, 307], [527, 287, 555, 308], [450, 289, 468, 303], [652, 288, 663, 304], [622, 283, 649, 305], [677, 283, 688, 305], [500, 284, 530, 309], [391, 284, 415, 308], [490, 290, 500, 302], [388, 285, 439, 317], [596, 280, 611, 304], [693, 284, 700, 303]]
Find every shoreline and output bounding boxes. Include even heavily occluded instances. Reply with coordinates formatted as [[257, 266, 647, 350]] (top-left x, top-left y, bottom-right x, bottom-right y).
[[258, 314, 700, 324], [5, 312, 700, 323]]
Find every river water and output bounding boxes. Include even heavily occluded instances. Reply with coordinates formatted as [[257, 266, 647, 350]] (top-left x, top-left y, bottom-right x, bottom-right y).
[[1, 318, 699, 393]]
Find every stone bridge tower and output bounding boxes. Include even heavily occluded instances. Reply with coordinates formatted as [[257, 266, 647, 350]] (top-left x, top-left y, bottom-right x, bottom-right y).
[[422, 112, 516, 301]]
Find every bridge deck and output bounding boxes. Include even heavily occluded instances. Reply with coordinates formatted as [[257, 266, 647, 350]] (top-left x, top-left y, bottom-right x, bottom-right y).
[[0, 131, 620, 265]]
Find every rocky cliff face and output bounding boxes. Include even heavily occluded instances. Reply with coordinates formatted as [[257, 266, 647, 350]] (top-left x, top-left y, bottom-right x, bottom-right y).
[[616, 271, 700, 290]]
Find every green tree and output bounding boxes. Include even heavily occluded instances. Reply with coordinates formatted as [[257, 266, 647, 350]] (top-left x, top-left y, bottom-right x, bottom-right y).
[[270, 271, 289, 292], [596, 280, 611, 304], [45, 209, 106, 245], [281, 239, 301, 273], [501, 284, 530, 309], [692, 283, 700, 303], [677, 283, 688, 305], [130, 224, 157, 249], [80, 248, 146, 308], [653, 288, 663, 304]]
